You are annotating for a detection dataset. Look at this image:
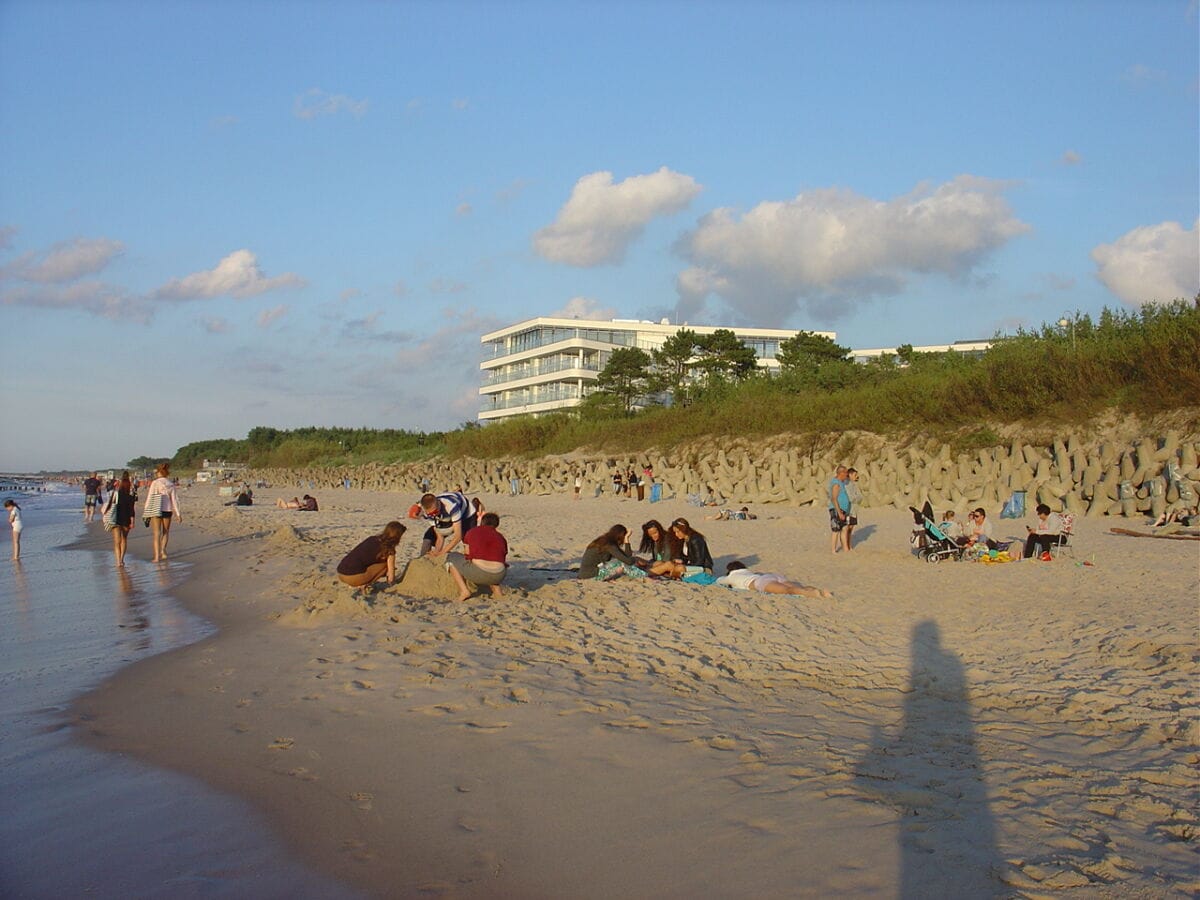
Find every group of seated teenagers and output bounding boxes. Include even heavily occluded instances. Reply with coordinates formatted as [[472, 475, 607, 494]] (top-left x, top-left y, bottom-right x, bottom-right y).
[[579, 517, 830, 598]]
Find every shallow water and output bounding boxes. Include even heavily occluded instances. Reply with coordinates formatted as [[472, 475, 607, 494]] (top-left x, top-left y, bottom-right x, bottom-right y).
[[0, 487, 358, 898]]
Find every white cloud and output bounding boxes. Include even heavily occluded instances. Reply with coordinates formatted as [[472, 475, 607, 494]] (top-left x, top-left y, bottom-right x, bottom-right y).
[[392, 280, 408, 298], [533, 167, 702, 266], [0, 234, 145, 320], [339, 288, 363, 302], [257, 304, 289, 327], [293, 88, 368, 120], [451, 98, 470, 111], [200, 316, 233, 334], [674, 175, 1030, 325], [5, 237, 124, 283], [549, 295, 619, 320], [0, 225, 16, 251], [155, 249, 306, 301], [456, 202, 473, 217], [1, 280, 150, 322], [1091, 219, 1199, 305], [1060, 150, 1082, 166]]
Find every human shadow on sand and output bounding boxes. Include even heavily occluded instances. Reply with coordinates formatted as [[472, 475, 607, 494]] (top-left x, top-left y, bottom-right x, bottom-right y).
[[855, 620, 1003, 898]]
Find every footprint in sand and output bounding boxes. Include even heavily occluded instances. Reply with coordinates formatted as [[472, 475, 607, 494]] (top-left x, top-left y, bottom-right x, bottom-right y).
[[349, 791, 373, 810], [287, 767, 319, 782], [349, 680, 375, 691], [268, 737, 295, 750], [605, 716, 651, 729], [235, 698, 252, 708], [464, 721, 511, 732]]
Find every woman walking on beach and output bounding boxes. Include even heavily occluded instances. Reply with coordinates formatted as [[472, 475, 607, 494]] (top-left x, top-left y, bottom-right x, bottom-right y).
[[5, 499, 21, 560], [578, 525, 648, 581], [337, 521, 406, 589], [144, 463, 182, 563], [111, 472, 136, 567]]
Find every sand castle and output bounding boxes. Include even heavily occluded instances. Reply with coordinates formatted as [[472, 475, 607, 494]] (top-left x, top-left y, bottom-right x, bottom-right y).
[[246, 427, 1199, 520]]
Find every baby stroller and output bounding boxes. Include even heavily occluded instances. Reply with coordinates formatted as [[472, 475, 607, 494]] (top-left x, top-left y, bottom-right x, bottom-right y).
[[909, 503, 965, 564]]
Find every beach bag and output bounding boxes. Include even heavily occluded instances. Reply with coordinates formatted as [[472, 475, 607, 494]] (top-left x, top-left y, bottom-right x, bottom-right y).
[[1000, 490, 1026, 519], [142, 489, 163, 526], [102, 494, 118, 531]]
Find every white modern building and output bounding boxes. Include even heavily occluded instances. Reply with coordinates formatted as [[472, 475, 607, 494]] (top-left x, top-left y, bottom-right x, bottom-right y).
[[478, 316, 834, 422]]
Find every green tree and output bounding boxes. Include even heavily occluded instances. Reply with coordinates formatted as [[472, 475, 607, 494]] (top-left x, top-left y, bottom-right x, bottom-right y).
[[595, 346, 653, 414], [693, 328, 759, 385], [651, 328, 699, 401], [775, 331, 851, 371], [127, 455, 171, 471]]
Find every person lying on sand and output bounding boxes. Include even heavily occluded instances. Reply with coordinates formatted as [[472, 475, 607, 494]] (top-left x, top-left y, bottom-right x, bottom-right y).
[[705, 506, 757, 521], [715, 560, 832, 598], [277, 494, 318, 510]]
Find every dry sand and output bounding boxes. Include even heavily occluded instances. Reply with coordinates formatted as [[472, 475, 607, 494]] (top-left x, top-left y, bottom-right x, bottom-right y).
[[73, 485, 1199, 898]]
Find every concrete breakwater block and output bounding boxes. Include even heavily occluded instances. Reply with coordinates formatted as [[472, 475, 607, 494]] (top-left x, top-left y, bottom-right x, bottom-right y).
[[242, 429, 1199, 520]]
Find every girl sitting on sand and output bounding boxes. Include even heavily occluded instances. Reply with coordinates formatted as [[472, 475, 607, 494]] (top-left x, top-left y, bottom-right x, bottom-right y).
[[337, 521, 406, 590], [670, 517, 714, 576], [638, 520, 682, 577], [578, 525, 649, 581]]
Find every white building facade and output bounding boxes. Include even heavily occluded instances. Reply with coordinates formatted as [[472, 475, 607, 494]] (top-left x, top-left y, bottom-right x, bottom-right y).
[[478, 317, 833, 422]]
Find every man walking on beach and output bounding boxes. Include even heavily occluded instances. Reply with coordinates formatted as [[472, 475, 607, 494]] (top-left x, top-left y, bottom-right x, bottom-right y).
[[828, 465, 850, 554], [82, 472, 102, 522]]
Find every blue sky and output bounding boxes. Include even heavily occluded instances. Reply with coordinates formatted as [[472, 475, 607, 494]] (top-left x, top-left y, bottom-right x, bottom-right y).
[[1, 0, 1196, 471]]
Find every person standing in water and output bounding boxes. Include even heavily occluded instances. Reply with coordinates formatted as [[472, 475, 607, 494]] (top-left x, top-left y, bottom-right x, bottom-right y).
[[5, 499, 22, 559], [144, 463, 182, 562], [111, 472, 136, 567]]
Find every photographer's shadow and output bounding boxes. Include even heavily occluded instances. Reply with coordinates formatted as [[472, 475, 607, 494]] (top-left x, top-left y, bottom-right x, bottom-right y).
[[855, 620, 1002, 897]]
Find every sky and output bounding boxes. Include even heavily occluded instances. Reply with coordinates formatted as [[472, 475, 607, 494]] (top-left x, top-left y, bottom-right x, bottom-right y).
[[1, 0, 1197, 472]]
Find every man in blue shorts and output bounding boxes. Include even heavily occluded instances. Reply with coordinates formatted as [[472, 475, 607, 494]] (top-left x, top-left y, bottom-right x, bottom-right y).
[[827, 465, 850, 554], [82, 472, 102, 523]]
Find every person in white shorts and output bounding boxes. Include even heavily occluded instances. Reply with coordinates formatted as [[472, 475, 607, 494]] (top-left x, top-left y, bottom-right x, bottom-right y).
[[715, 560, 831, 598]]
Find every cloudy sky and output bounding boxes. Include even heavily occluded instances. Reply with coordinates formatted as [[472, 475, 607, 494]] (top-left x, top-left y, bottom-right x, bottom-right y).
[[1, 0, 1196, 471]]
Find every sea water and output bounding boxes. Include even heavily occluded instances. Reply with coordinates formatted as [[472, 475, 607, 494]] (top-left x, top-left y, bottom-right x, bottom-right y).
[[0, 486, 359, 898]]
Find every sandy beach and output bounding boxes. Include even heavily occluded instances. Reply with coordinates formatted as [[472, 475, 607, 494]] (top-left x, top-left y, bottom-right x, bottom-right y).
[[67, 483, 1198, 898]]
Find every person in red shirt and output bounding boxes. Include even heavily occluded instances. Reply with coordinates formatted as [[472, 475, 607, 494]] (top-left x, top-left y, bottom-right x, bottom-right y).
[[445, 511, 508, 602]]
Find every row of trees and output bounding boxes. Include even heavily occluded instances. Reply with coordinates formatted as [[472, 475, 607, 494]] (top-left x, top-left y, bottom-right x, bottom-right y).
[[587, 327, 860, 415]]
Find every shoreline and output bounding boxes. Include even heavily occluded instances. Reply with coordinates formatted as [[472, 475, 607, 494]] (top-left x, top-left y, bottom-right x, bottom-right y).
[[70, 485, 1199, 897]]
